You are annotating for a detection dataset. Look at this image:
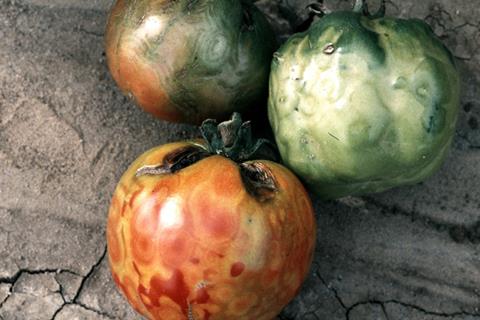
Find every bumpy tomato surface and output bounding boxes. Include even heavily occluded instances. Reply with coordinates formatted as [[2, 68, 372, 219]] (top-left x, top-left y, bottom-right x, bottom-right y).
[[268, 2, 460, 198], [105, 0, 277, 124], [107, 141, 316, 320]]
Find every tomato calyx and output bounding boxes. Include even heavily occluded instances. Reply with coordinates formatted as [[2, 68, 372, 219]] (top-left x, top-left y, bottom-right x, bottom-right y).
[[136, 113, 280, 201], [202, 113, 280, 201], [306, 0, 386, 18], [352, 0, 386, 18], [200, 112, 279, 163], [283, 1, 329, 33], [294, 0, 386, 32]]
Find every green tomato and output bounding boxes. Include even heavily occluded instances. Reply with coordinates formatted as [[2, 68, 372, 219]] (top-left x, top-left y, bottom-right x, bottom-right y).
[[268, 1, 460, 199]]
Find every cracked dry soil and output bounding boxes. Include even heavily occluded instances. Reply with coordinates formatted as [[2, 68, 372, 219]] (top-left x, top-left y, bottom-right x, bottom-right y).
[[1, 0, 480, 319]]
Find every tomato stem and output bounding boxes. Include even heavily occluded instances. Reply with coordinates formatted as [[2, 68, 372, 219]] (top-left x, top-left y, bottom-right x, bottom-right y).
[[371, 0, 386, 18], [200, 113, 279, 163], [353, 0, 365, 13], [307, 2, 329, 17], [201, 113, 280, 201], [291, 2, 326, 32], [353, 0, 386, 17]]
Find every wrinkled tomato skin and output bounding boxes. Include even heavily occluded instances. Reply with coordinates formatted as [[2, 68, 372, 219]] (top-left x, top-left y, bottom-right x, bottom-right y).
[[107, 141, 316, 320], [105, 0, 277, 124]]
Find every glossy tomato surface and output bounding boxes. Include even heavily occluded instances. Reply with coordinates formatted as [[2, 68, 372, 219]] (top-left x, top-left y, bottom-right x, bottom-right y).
[[107, 141, 316, 320], [105, 0, 277, 124], [268, 7, 459, 198]]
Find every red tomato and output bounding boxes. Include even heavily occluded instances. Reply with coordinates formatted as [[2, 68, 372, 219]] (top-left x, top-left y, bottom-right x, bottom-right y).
[[107, 140, 316, 320]]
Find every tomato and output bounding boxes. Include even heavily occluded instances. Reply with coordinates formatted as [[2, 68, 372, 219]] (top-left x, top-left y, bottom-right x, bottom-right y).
[[107, 114, 316, 319], [268, 0, 460, 199], [105, 0, 277, 124]]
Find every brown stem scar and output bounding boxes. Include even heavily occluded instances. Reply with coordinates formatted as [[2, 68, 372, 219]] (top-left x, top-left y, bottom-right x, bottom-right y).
[[135, 146, 209, 177], [240, 162, 278, 202]]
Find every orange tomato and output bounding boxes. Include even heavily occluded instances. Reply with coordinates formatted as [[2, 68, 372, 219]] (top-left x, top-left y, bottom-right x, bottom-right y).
[[107, 140, 316, 320]]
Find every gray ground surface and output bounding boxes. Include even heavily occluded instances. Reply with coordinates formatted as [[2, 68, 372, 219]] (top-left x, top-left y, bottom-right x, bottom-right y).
[[0, 0, 479, 319]]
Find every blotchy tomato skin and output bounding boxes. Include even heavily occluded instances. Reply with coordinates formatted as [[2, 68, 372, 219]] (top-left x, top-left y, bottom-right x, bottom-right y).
[[105, 0, 277, 124], [107, 141, 316, 320]]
